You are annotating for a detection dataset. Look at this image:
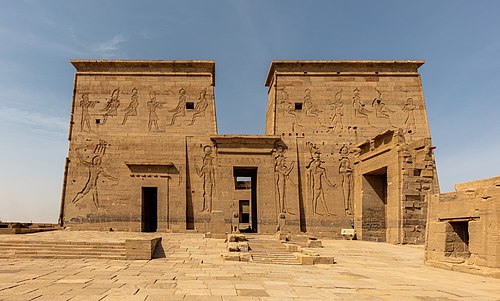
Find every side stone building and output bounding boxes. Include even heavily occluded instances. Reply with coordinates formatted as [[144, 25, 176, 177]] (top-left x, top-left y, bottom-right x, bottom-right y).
[[59, 60, 438, 242]]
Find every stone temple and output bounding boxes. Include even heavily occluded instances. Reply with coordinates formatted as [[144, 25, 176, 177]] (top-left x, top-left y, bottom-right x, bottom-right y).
[[59, 59, 440, 244]]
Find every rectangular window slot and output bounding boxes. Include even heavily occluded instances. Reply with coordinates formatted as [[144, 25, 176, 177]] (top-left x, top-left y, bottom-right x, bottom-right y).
[[186, 102, 194, 110], [294, 102, 303, 110]]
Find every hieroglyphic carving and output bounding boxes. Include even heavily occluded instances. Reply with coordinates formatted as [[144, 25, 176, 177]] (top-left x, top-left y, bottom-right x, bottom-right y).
[[372, 89, 394, 119], [352, 88, 371, 124], [168, 88, 187, 126], [79, 93, 97, 131], [402, 97, 417, 139], [72, 140, 117, 208], [303, 89, 322, 117], [195, 145, 215, 213], [339, 145, 354, 216], [189, 88, 209, 125], [329, 89, 344, 132], [306, 142, 336, 216], [147, 91, 167, 132], [273, 143, 296, 214], [121, 88, 139, 125], [278, 88, 302, 132], [101, 89, 120, 124]]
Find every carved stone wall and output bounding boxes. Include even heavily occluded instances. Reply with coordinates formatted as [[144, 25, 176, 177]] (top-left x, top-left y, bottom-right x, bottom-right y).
[[265, 61, 433, 236], [425, 176, 500, 278], [61, 61, 216, 231], [353, 130, 438, 244], [61, 60, 436, 242]]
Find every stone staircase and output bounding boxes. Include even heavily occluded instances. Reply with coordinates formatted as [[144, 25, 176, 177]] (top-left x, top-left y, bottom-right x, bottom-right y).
[[0, 240, 126, 260], [247, 236, 300, 265]]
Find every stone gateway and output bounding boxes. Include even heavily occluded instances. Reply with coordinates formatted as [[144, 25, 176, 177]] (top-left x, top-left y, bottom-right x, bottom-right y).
[[59, 60, 439, 242]]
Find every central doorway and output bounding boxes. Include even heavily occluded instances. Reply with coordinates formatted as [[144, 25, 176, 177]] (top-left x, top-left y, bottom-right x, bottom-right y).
[[233, 167, 258, 233], [141, 187, 158, 232], [362, 168, 387, 242]]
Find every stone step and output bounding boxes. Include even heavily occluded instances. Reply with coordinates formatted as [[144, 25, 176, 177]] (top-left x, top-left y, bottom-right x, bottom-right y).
[[248, 238, 299, 265]]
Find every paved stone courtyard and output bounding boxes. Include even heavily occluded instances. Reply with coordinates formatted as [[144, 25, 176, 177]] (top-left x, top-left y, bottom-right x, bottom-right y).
[[0, 232, 499, 300]]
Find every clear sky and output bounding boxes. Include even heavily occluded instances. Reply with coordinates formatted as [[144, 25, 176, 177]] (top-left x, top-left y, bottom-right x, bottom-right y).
[[0, 0, 499, 223]]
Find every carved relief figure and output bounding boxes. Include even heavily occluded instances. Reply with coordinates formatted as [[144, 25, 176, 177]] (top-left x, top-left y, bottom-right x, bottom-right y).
[[147, 91, 167, 132], [121, 88, 139, 125], [273, 143, 297, 214], [79, 93, 97, 131], [372, 89, 394, 119], [303, 89, 321, 117], [71, 140, 117, 208], [195, 145, 215, 213], [279, 88, 302, 131], [402, 97, 417, 138], [352, 88, 371, 123], [101, 89, 120, 124], [168, 88, 187, 125], [339, 145, 354, 215], [329, 89, 344, 132], [306, 143, 336, 216], [189, 88, 209, 125]]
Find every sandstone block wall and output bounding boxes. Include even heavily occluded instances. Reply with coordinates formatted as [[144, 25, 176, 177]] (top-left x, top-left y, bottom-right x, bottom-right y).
[[425, 176, 500, 278]]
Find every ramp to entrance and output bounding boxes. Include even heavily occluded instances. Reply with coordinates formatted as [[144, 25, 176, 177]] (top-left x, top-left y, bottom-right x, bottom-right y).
[[247, 235, 300, 265]]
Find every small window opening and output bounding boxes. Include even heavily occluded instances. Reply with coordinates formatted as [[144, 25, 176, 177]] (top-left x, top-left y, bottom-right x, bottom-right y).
[[235, 176, 251, 190], [95, 119, 101, 124], [414, 169, 422, 177], [186, 102, 195, 110], [294, 102, 303, 110]]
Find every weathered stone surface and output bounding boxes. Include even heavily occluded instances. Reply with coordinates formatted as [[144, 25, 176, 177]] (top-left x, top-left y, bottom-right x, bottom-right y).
[[60, 60, 435, 241], [425, 176, 500, 278]]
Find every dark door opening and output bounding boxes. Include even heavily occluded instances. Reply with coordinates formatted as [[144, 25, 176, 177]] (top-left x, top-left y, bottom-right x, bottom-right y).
[[142, 187, 158, 232], [446, 221, 470, 258], [362, 168, 387, 242], [233, 167, 258, 233]]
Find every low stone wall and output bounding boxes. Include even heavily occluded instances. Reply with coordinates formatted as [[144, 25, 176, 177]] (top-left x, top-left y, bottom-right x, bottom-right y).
[[125, 237, 162, 260]]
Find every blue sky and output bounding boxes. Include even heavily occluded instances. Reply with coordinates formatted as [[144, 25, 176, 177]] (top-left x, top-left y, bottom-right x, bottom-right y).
[[0, 0, 499, 222]]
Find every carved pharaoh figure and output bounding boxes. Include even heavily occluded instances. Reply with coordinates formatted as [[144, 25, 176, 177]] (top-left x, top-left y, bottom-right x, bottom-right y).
[[147, 91, 167, 132], [71, 140, 117, 208], [189, 88, 209, 125], [101, 89, 120, 124], [195, 145, 215, 213], [168, 88, 187, 125], [402, 97, 417, 139], [273, 144, 296, 214], [329, 89, 344, 132], [303, 89, 321, 117], [279, 88, 302, 131], [121, 88, 139, 125], [339, 145, 354, 216], [306, 143, 336, 216], [79, 93, 97, 131]]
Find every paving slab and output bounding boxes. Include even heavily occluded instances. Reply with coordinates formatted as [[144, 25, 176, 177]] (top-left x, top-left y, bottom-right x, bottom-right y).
[[0, 232, 498, 300]]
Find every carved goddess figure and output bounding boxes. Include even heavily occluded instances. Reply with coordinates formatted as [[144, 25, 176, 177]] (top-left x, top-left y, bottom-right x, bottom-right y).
[[329, 89, 344, 132], [306, 143, 336, 216], [195, 146, 215, 213], [168, 88, 187, 125], [338, 145, 354, 215], [372, 89, 394, 119], [147, 91, 167, 132], [352, 88, 371, 122], [274, 144, 296, 214], [189, 88, 209, 125], [121, 88, 139, 125], [101, 89, 120, 124], [79, 93, 97, 131], [71, 140, 117, 208]]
